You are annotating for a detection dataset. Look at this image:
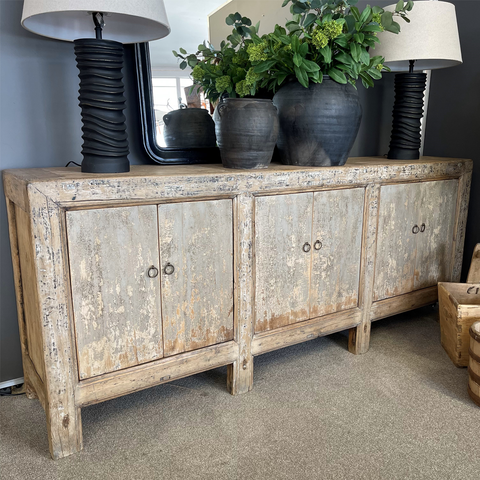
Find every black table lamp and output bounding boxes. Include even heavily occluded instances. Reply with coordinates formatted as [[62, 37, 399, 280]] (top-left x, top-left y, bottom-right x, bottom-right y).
[[21, 1, 170, 173], [374, 1, 462, 160]]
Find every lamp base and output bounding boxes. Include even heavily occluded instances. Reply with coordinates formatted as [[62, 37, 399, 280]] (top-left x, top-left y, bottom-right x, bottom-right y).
[[387, 73, 427, 161], [74, 39, 130, 173]]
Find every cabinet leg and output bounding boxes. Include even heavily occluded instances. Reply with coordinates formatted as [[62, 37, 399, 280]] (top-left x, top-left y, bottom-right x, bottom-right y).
[[348, 321, 371, 355], [227, 356, 253, 395], [46, 405, 83, 460]]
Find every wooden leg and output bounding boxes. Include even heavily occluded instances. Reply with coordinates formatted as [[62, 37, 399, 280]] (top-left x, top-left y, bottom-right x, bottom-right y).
[[46, 405, 83, 460], [227, 355, 254, 395], [348, 321, 371, 355]]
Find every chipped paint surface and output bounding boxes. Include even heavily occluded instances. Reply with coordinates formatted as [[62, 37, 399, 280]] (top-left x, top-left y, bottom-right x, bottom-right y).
[[66, 206, 163, 379], [159, 199, 234, 356]]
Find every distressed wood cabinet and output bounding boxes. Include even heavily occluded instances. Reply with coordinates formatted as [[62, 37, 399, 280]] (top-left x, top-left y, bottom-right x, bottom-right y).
[[3, 157, 471, 459]]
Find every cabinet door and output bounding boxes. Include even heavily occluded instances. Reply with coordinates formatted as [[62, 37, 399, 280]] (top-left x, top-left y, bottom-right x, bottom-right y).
[[373, 183, 423, 301], [310, 188, 364, 317], [67, 206, 163, 380], [255, 193, 313, 333], [159, 199, 234, 356], [414, 179, 458, 289]]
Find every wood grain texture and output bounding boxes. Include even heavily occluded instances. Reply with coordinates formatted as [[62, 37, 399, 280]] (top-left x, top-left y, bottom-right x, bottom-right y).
[[67, 206, 163, 379], [5, 197, 38, 399], [255, 192, 313, 332], [27, 186, 82, 459], [415, 180, 458, 289], [76, 341, 238, 407], [469, 325, 480, 406], [310, 188, 364, 317], [15, 205, 46, 382], [438, 282, 480, 367], [349, 184, 381, 355], [228, 193, 254, 395], [467, 244, 480, 283], [370, 286, 438, 321], [252, 308, 361, 356], [373, 182, 422, 301], [159, 199, 234, 356]]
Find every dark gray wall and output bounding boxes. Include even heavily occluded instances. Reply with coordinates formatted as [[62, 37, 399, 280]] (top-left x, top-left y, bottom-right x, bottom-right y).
[[0, 0, 478, 383]]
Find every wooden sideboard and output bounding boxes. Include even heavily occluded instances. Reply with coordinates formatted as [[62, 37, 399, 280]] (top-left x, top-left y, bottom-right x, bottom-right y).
[[3, 157, 472, 459]]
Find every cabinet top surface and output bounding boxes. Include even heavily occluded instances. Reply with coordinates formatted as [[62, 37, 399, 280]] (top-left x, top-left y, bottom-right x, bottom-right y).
[[3, 157, 472, 210], [2, 157, 472, 183]]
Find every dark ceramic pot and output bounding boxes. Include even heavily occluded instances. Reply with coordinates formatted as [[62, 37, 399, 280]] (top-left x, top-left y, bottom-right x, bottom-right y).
[[272, 77, 362, 166], [163, 107, 216, 148], [214, 98, 279, 169]]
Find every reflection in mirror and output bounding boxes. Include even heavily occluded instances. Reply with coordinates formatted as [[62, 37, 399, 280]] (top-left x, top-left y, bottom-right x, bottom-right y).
[[136, 0, 291, 164]]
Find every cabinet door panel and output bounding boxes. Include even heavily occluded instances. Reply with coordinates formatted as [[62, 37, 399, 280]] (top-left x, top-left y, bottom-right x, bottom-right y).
[[159, 200, 234, 357], [415, 179, 458, 289], [67, 206, 162, 380], [373, 183, 422, 301], [255, 193, 313, 333], [310, 188, 364, 317]]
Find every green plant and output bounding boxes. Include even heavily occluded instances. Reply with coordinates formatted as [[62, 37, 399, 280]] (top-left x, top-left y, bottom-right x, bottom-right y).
[[174, 0, 413, 100]]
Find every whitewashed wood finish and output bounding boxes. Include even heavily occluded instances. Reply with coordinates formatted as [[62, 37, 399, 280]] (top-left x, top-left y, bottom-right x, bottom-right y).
[[67, 206, 163, 379], [255, 193, 313, 332], [310, 188, 364, 317], [2, 157, 472, 460], [373, 182, 423, 301], [415, 180, 458, 290], [159, 199, 234, 356], [467, 244, 480, 283]]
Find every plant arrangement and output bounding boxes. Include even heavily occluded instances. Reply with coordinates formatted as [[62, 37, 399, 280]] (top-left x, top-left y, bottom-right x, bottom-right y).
[[173, 0, 413, 99]]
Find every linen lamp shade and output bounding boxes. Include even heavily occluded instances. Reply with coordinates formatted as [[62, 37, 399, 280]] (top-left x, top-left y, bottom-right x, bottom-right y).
[[374, 1, 462, 71], [21, 0, 170, 43]]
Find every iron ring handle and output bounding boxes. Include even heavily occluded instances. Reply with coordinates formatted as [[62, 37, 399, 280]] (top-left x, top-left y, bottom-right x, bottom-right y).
[[303, 242, 311, 253], [412, 225, 420, 234], [147, 266, 159, 278], [420, 223, 426, 233], [164, 263, 175, 275], [314, 240, 323, 251]]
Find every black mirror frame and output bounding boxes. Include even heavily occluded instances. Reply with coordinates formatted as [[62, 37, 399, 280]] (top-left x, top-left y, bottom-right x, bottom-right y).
[[135, 42, 221, 165]]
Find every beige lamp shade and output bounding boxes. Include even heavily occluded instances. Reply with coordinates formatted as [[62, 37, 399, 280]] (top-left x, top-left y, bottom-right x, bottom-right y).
[[21, 0, 170, 43], [374, 1, 462, 71]]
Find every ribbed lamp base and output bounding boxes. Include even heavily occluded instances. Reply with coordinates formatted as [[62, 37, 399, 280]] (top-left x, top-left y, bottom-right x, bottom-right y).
[[74, 39, 130, 173], [388, 73, 427, 161]]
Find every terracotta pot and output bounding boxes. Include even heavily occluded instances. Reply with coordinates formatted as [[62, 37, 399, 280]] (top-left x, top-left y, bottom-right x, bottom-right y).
[[214, 98, 279, 169], [273, 77, 362, 166]]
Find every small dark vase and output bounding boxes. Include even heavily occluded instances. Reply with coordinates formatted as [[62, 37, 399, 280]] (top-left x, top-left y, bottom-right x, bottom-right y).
[[214, 98, 279, 169], [273, 77, 362, 166], [163, 107, 216, 148]]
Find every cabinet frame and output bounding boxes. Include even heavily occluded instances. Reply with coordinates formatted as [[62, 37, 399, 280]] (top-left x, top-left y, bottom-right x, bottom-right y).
[[3, 157, 472, 459]]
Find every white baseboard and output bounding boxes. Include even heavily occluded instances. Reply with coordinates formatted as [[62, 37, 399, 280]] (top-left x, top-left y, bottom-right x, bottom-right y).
[[0, 377, 24, 390]]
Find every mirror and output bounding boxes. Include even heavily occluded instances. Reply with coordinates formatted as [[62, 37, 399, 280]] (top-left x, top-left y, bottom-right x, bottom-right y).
[[135, 0, 227, 165], [135, 0, 290, 164]]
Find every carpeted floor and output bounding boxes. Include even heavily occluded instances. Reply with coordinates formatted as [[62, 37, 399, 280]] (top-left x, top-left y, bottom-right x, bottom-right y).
[[1, 306, 479, 480]]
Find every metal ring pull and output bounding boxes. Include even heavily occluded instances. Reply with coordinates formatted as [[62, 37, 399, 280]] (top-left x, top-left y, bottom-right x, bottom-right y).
[[303, 242, 311, 253], [412, 225, 420, 234], [164, 263, 175, 275], [147, 266, 159, 278], [314, 240, 323, 251], [420, 223, 426, 233]]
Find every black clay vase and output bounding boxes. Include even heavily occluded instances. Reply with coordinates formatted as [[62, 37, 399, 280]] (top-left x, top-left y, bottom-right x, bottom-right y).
[[213, 98, 279, 169], [163, 107, 216, 148], [273, 77, 362, 167]]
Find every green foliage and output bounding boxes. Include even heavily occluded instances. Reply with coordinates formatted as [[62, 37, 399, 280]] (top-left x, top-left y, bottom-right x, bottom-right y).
[[173, 1, 413, 99]]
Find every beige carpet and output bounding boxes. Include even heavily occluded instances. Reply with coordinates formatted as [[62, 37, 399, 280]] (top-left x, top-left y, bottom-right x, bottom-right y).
[[1, 306, 479, 480]]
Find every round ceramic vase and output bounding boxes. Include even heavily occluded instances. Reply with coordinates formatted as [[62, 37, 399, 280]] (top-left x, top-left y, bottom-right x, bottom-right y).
[[273, 77, 362, 167], [214, 98, 279, 169]]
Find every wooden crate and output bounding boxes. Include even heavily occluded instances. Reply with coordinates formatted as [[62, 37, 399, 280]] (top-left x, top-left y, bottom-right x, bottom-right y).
[[438, 282, 480, 367], [468, 322, 480, 407]]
